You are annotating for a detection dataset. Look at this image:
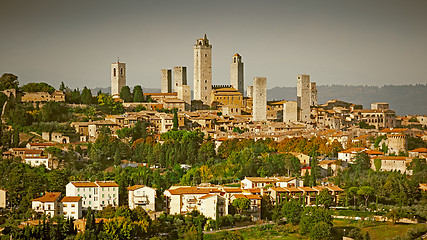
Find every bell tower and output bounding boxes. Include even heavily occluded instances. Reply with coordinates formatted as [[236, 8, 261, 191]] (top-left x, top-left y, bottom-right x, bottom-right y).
[[111, 60, 126, 98], [230, 53, 244, 95]]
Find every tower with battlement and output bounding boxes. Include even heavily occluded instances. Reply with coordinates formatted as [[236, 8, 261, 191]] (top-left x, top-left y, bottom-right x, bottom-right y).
[[297, 74, 310, 122], [230, 53, 244, 95], [253, 77, 267, 122], [193, 34, 212, 105], [111, 61, 126, 97]]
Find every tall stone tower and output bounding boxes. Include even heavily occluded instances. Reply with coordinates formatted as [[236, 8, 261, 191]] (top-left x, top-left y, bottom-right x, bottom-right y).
[[173, 66, 187, 92], [193, 34, 212, 105], [111, 61, 126, 97], [161, 69, 172, 93], [247, 86, 253, 98], [297, 74, 310, 122], [252, 77, 267, 122], [310, 82, 317, 106], [230, 53, 244, 95]]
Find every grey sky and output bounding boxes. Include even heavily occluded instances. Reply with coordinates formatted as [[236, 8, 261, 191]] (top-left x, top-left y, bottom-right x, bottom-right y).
[[1, 0, 427, 90]]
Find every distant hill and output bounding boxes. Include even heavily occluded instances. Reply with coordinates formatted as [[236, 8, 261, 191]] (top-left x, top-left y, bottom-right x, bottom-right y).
[[268, 84, 427, 116], [92, 85, 427, 116]]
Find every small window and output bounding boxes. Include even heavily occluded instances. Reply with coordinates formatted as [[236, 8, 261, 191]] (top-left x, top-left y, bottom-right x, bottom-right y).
[[71, 204, 75, 207], [120, 68, 123, 76], [205, 54, 207, 57], [113, 68, 117, 77]]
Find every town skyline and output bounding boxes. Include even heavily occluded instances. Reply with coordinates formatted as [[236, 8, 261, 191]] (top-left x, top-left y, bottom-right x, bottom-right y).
[[2, 0, 427, 90]]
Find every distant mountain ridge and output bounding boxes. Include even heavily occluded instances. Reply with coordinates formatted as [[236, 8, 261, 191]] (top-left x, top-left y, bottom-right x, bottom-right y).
[[268, 84, 427, 116], [91, 85, 427, 116]]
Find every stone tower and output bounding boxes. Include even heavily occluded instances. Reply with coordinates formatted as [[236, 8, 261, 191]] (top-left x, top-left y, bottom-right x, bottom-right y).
[[297, 74, 310, 122], [283, 101, 297, 123], [310, 82, 317, 106], [111, 61, 126, 97], [173, 66, 187, 92], [230, 53, 244, 95], [193, 34, 212, 105], [252, 77, 267, 122], [161, 69, 172, 93], [247, 86, 253, 98], [386, 134, 407, 155]]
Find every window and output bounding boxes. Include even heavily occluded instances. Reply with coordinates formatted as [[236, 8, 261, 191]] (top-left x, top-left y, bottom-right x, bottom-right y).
[[113, 194, 115, 198], [113, 68, 116, 77], [102, 194, 104, 198], [89, 201, 91, 205], [64, 204, 67, 207], [71, 204, 75, 207], [120, 68, 123, 76], [205, 54, 207, 57]]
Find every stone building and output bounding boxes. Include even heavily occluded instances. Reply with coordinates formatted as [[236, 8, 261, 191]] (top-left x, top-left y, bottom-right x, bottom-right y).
[[252, 77, 267, 122], [230, 53, 244, 95], [161, 69, 172, 93], [310, 82, 317, 106], [111, 61, 126, 97], [210, 86, 243, 108], [297, 74, 311, 122], [173, 67, 187, 92], [193, 34, 212, 105], [176, 85, 191, 110], [247, 86, 253, 98], [386, 133, 407, 155], [283, 101, 298, 123]]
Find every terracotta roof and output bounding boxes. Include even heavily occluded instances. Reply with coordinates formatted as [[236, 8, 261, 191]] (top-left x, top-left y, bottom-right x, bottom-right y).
[[379, 128, 408, 133], [298, 187, 316, 192], [312, 186, 329, 192], [127, 185, 145, 191], [326, 186, 344, 192], [231, 193, 246, 199], [71, 182, 98, 187], [410, 148, 427, 153], [167, 187, 213, 195], [61, 196, 82, 202], [243, 176, 296, 183], [372, 156, 411, 161], [245, 195, 261, 200], [221, 188, 243, 193], [199, 194, 217, 200], [32, 192, 61, 203], [28, 142, 55, 146], [365, 150, 384, 155], [95, 181, 119, 187]]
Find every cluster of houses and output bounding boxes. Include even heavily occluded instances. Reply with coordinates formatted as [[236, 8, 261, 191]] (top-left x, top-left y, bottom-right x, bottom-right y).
[[2, 142, 57, 169], [26, 177, 344, 223]]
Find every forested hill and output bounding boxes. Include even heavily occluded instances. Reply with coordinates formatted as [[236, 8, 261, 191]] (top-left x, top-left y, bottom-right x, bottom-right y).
[[268, 84, 427, 116], [92, 85, 427, 116]]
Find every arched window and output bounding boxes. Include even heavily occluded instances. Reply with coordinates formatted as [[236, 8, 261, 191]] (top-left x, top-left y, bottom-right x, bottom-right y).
[[113, 68, 116, 77], [120, 68, 123, 76]]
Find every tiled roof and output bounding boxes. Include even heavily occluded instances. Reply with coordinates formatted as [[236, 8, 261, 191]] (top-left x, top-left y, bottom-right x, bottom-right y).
[[410, 148, 427, 153], [326, 186, 344, 192], [71, 182, 98, 187], [95, 181, 119, 187], [32, 192, 61, 203], [127, 185, 145, 191], [379, 128, 408, 133], [61, 196, 82, 202]]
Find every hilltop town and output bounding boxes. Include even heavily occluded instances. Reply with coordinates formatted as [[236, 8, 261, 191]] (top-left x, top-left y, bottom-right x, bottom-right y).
[[0, 35, 426, 240]]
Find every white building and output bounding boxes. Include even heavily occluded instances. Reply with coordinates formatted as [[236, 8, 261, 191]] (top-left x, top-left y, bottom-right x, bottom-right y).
[[198, 194, 226, 220], [61, 196, 82, 220], [240, 176, 303, 189], [65, 181, 119, 210], [25, 156, 51, 169], [31, 192, 62, 217], [127, 185, 156, 211]]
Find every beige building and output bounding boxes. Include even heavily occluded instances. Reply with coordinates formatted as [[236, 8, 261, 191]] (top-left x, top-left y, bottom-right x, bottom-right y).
[[371, 156, 413, 175], [193, 34, 212, 105], [283, 101, 298, 123], [297, 74, 311, 122], [230, 53, 244, 95], [32, 192, 62, 217], [61, 196, 82, 220], [127, 185, 156, 212], [211, 86, 243, 108], [161, 69, 172, 93], [252, 77, 267, 122], [21, 90, 65, 103], [0, 189, 7, 209], [409, 148, 427, 159], [173, 66, 187, 92], [111, 61, 126, 98], [198, 194, 226, 220]]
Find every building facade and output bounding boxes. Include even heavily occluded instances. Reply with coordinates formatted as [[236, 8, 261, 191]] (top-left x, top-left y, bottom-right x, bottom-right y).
[[66, 181, 119, 210], [161, 69, 172, 93], [297, 74, 310, 122], [173, 66, 187, 92]]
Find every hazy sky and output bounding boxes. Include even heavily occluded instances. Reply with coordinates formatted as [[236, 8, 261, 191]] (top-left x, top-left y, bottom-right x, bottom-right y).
[[1, 0, 427, 90]]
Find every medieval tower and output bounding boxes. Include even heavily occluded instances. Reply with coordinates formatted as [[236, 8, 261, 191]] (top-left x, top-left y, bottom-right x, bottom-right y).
[[310, 82, 317, 106], [230, 53, 244, 95], [173, 66, 187, 92], [253, 77, 267, 122], [297, 74, 310, 122], [193, 34, 212, 105], [111, 61, 126, 97], [161, 69, 172, 93]]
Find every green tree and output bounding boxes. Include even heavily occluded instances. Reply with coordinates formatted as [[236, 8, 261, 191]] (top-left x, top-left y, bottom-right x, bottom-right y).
[[120, 86, 133, 102], [354, 152, 371, 171], [299, 207, 332, 235], [40, 102, 70, 122], [281, 199, 303, 225], [81, 86, 93, 104], [133, 85, 144, 102], [357, 186, 375, 208], [59, 81, 67, 92], [97, 93, 124, 114], [0, 73, 19, 91], [310, 221, 332, 240], [374, 158, 382, 171], [348, 187, 359, 207], [318, 188, 334, 208], [232, 198, 250, 214], [21, 82, 55, 93], [172, 109, 179, 131]]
